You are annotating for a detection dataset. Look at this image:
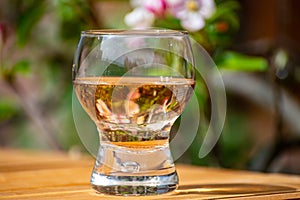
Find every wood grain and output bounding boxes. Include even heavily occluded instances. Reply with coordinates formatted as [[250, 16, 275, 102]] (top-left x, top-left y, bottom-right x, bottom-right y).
[[0, 149, 300, 199]]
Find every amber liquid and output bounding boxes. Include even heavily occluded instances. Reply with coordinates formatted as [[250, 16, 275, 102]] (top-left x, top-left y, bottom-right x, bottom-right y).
[[74, 76, 194, 148]]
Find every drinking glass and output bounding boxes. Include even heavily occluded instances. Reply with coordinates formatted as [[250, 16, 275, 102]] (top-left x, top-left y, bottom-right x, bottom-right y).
[[72, 29, 195, 196]]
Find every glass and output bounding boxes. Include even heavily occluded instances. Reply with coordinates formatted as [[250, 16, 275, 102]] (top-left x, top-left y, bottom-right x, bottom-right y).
[[72, 29, 195, 196]]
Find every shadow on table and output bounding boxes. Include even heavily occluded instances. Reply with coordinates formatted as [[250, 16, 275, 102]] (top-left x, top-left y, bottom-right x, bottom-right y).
[[174, 183, 296, 196]]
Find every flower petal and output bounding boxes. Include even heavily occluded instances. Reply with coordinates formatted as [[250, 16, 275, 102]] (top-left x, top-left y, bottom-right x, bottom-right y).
[[198, 0, 216, 18], [124, 7, 155, 28], [180, 12, 205, 32], [166, 0, 184, 6], [143, 0, 167, 16]]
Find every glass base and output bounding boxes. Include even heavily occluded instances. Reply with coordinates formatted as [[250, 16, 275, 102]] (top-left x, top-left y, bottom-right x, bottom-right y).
[[90, 139, 178, 196], [91, 171, 178, 196]]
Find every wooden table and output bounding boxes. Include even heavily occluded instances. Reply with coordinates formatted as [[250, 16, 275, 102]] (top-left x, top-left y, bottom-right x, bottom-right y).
[[1, 149, 300, 199]]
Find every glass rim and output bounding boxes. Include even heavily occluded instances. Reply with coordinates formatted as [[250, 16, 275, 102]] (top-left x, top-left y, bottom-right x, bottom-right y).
[[81, 29, 189, 37]]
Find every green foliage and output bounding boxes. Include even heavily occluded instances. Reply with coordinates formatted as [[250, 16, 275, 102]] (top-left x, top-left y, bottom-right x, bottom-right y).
[[53, 0, 97, 41], [12, 60, 31, 75], [215, 51, 268, 71], [17, 0, 46, 46], [219, 111, 253, 169], [205, 0, 240, 47], [0, 98, 19, 121], [1, 60, 31, 83], [153, 14, 182, 30]]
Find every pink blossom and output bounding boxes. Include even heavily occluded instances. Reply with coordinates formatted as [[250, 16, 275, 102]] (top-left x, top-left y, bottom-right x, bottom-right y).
[[125, 0, 168, 28], [143, 0, 167, 17], [125, 0, 216, 31], [168, 0, 216, 32]]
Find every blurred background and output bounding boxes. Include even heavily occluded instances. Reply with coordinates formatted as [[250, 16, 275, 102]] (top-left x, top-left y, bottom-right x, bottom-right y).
[[0, 0, 300, 174]]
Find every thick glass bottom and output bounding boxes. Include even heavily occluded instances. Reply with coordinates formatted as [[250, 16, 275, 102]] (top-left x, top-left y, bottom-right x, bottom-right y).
[[91, 136, 178, 196], [91, 171, 178, 196]]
